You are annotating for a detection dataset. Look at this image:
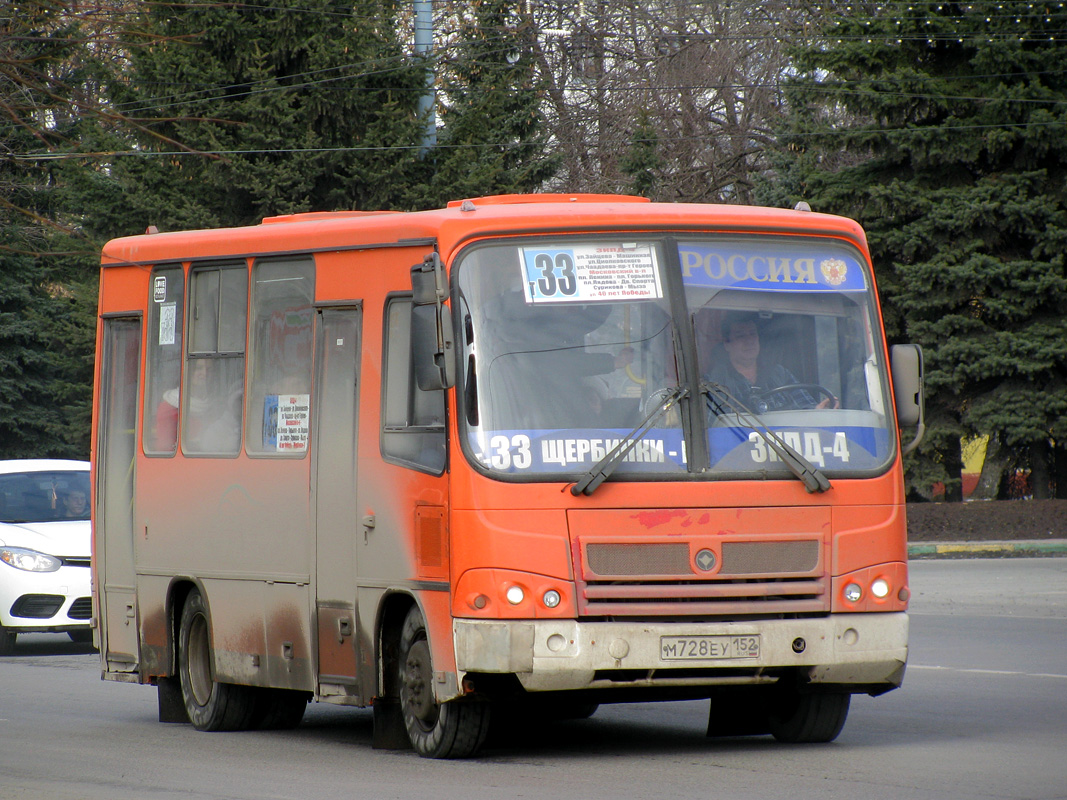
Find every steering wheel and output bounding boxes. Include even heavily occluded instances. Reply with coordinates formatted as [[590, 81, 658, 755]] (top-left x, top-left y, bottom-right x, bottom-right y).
[[758, 383, 836, 410], [642, 385, 684, 417]]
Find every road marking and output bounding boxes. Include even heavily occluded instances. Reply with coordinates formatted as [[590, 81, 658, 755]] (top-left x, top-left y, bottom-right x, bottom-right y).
[[911, 664, 1067, 680]]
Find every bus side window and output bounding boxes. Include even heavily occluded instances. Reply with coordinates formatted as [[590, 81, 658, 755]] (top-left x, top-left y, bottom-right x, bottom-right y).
[[144, 265, 184, 456], [381, 296, 446, 475], [245, 258, 314, 456], [183, 264, 247, 456]]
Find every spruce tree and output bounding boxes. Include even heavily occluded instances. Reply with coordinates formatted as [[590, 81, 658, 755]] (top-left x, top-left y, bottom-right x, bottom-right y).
[[1, 1, 100, 458], [421, 0, 556, 206], [103, 0, 431, 233], [764, 1, 1067, 498]]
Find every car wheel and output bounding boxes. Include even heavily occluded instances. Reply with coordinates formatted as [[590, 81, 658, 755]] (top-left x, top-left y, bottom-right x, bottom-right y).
[[0, 624, 16, 656], [178, 589, 256, 731], [68, 629, 94, 645]]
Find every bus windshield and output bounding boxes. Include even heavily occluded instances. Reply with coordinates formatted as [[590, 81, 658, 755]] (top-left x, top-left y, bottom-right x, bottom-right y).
[[455, 235, 895, 481]]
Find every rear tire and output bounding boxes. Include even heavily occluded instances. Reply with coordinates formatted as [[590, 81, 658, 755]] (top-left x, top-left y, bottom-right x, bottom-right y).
[[178, 590, 256, 731], [251, 688, 309, 730], [769, 690, 850, 743], [399, 606, 490, 758]]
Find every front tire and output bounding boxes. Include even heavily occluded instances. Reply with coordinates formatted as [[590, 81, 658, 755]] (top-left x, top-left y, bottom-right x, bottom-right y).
[[178, 589, 256, 731], [399, 606, 489, 758], [769, 690, 850, 743]]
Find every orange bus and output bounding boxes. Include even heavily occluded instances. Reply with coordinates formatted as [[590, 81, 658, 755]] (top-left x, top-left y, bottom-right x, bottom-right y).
[[91, 194, 924, 758]]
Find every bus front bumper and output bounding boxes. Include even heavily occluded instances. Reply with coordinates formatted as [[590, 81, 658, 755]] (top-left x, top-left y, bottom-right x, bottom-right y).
[[454, 613, 907, 694]]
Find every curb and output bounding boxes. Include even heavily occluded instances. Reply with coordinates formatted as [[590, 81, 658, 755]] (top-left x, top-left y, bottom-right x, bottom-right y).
[[907, 539, 1067, 559]]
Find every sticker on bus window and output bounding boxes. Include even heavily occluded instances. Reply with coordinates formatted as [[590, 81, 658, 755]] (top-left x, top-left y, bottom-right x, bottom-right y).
[[469, 428, 688, 473], [158, 302, 176, 346], [519, 244, 663, 303], [263, 394, 310, 452], [708, 425, 890, 471], [678, 243, 867, 292]]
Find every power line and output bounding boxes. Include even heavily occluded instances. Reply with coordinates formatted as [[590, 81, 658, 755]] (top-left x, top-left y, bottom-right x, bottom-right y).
[[11, 115, 1064, 162]]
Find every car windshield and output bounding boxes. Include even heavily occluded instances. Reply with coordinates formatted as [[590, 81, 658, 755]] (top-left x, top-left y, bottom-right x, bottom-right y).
[[455, 235, 894, 482], [0, 471, 91, 523]]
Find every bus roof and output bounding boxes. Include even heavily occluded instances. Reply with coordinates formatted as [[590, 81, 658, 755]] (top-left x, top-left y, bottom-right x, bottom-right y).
[[99, 195, 869, 267]]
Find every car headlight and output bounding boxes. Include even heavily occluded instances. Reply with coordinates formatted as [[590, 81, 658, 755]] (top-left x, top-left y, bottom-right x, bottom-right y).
[[0, 546, 62, 573]]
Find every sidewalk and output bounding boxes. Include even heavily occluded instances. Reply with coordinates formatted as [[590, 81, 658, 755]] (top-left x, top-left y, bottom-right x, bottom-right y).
[[908, 539, 1067, 559]]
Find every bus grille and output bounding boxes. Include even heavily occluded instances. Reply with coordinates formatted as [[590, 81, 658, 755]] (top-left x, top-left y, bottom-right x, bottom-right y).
[[575, 538, 827, 618]]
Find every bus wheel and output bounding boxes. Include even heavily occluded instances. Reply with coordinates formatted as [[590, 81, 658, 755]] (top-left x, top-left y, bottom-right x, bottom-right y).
[[252, 688, 309, 730], [769, 689, 850, 743], [398, 606, 490, 758], [178, 589, 256, 731]]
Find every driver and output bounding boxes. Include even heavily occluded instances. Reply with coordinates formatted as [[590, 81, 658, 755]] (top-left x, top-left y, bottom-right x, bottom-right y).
[[707, 312, 835, 413]]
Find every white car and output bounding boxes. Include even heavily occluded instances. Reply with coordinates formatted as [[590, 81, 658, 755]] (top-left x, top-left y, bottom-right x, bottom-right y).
[[0, 459, 93, 654]]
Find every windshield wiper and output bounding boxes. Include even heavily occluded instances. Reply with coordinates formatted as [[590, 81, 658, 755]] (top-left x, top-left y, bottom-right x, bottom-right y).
[[571, 385, 688, 496], [702, 381, 831, 494]]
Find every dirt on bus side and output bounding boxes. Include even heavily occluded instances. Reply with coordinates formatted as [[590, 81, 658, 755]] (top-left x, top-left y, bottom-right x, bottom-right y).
[[906, 499, 1067, 542]]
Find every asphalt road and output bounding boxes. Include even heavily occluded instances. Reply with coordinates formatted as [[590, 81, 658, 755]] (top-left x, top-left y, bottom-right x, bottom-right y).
[[1, 558, 1064, 800]]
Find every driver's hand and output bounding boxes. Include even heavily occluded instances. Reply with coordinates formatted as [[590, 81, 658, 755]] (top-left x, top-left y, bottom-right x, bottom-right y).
[[816, 396, 839, 410]]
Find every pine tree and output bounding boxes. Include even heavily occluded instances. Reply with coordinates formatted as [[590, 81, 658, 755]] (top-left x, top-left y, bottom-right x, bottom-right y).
[[764, 1, 1067, 498], [620, 110, 662, 197]]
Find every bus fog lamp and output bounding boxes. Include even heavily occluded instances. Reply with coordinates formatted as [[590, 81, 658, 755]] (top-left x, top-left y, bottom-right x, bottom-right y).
[[542, 590, 561, 608], [871, 578, 890, 598], [505, 586, 525, 605], [844, 583, 862, 603]]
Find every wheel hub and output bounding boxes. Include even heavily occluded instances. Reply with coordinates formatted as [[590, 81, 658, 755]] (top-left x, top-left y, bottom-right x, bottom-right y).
[[403, 639, 437, 727]]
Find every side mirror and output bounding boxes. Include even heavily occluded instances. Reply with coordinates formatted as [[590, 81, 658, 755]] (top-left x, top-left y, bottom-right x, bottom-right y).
[[410, 253, 455, 390], [411, 255, 446, 305], [412, 303, 454, 390], [890, 344, 925, 455]]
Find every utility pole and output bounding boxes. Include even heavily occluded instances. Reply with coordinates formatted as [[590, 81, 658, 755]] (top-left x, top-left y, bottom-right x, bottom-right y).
[[414, 0, 436, 153]]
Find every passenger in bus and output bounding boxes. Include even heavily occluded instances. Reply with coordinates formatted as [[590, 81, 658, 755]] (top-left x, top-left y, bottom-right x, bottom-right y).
[[707, 312, 836, 413], [153, 388, 179, 451], [185, 359, 242, 453]]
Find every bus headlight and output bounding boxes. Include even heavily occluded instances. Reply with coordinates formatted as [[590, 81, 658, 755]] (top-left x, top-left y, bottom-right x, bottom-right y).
[[505, 585, 525, 605], [843, 582, 863, 603], [871, 578, 890, 599], [454, 569, 577, 618]]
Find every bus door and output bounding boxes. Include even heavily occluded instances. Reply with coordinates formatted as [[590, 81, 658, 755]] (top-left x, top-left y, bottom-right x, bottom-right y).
[[95, 316, 142, 673], [312, 306, 363, 699]]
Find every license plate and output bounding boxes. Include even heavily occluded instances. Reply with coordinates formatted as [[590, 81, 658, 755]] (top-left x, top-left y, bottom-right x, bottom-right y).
[[660, 635, 761, 661]]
